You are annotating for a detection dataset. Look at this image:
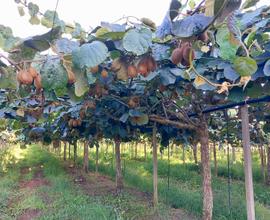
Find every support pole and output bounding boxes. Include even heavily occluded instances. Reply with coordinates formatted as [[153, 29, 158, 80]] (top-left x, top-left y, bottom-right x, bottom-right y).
[[240, 105, 255, 220], [152, 123, 158, 207]]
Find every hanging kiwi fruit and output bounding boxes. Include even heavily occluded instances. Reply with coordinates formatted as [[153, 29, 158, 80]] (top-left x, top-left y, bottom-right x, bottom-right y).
[[34, 73, 42, 90], [137, 55, 157, 77], [17, 69, 33, 85], [127, 65, 138, 78], [171, 41, 195, 67]]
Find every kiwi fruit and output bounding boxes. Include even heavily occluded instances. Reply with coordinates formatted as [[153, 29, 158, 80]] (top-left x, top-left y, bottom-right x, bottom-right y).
[[171, 48, 184, 65], [90, 65, 99, 73], [34, 73, 42, 90], [198, 32, 209, 43], [28, 67, 38, 78], [101, 69, 109, 78], [182, 46, 195, 67], [17, 70, 33, 85], [127, 65, 138, 78]]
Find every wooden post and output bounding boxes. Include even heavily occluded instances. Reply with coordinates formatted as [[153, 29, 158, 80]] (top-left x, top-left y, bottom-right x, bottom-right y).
[[240, 105, 255, 220], [68, 142, 71, 159], [267, 145, 270, 185], [74, 141, 77, 166], [182, 145, 186, 164], [83, 141, 89, 173], [135, 142, 138, 159], [232, 145, 236, 163], [193, 143, 198, 164], [198, 117, 213, 220], [259, 143, 266, 183], [63, 141, 67, 161], [115, 139, 123, 192], [213, 142, 218, 177], [95, 145, 99, 173], [152, 123, 158, 207], [144, 143, 147, 161]]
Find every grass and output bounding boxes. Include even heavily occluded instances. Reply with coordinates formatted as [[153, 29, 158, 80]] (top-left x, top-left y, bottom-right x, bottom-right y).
[[0, 144, 171, 220], [74, 142, 270, 220], [1, 143, 269, 220]]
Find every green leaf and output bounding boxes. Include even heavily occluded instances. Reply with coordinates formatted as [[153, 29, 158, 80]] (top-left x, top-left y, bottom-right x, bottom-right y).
[[17, 6, 25, 16], [172, 14, 212, 38], [20, 27, 62, 53], [227, 12, 241, 45], [71, 23, 85, 39], [27, 2, 39, 17], [263, 60, 270, 76], [159, 68, 176, 85], [233, 57, 258, 76], [74, 71, 89, 97], [228, 87, 246, 102], [216, 27, 239, 61], [40, 58, 68, 96], [123, 28, 152, 55], [29, 16, 40, 25], [205, 0, 241, 23], [241, 0, 260, 9], [54, 38, 79, 54], [72, 41, 108, 68], [41, 10, 65, 29], [0, 67, 17, 89], [86, 72, 97, 85]]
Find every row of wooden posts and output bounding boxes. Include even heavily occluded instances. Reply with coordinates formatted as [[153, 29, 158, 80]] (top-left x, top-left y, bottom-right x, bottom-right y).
[[48, 105, 270, 220]]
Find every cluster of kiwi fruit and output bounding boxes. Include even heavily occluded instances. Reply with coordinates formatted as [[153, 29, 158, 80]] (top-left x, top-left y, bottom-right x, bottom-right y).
[[89, 65, 109, 79], [16, 66, 42, 90], [110, 55, 157, 80], [171, 31, 209, 67], [68, 118, 82, 128], [171, 41, 195, 67]]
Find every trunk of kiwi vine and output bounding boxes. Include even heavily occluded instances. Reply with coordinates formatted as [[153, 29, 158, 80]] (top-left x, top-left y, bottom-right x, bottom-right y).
[[83, 141, 89, 173], [197, 115, 213, 220], [115, 139, 123, 192]]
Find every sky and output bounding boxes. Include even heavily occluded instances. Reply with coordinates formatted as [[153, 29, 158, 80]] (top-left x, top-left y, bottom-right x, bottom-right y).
[[0, 0, 269, 38]]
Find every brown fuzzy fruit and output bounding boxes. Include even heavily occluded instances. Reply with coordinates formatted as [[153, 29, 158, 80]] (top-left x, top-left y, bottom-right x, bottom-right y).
[[72, 119, 78, 127], [110, 59, 122, 72], [182, 46, 195, 66], [34, 73, 42, 90], [137, 63, 148, 76], [198, 32, 209, 43], [90, 65, 99, 73], [127, 65, 138, 78], [159, 85, 167, 92], [28, 67, 38, 78], [146, 56, 157, 72], [17, 70, 33, 85], [171, 48, 184, 65], [128, 96, 140, 108], [77, 119, 82, 126], [68, 119, 74, 127], [101, 69, 108, 78]]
